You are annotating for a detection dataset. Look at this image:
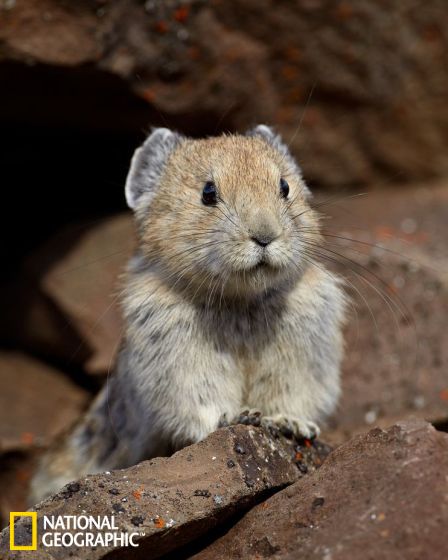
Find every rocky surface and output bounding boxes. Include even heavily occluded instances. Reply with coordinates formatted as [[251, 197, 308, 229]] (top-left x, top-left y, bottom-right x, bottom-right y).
[[1, 0, 448, 188], [321, 181, 448, 441], [0, 425, 328, 559], [191, 419, 448, 560]]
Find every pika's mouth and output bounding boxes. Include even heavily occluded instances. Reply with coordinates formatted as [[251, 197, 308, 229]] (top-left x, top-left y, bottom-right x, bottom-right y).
[[253, 260, 269, 270], [249, 257, 276, 273]]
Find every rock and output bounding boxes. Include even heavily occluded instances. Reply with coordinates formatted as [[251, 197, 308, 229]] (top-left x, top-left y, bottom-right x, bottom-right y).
[[191, 419, 448, 560], [25, 214, 134, 375], [1, 0, 448, 188], [0, 278, 89, 368], [319, 182, 448, 441], [0, 425, 328, 558], [0, 449, 40, 530], [0, 352, 89, 452]]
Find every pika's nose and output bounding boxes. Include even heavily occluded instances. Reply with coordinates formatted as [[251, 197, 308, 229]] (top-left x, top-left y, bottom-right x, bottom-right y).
[[248, 209, 281, 248], [251, 234, 275, 247]]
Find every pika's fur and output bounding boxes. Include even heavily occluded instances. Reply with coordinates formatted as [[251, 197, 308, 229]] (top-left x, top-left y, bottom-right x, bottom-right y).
[[30, 126, 346, 504]]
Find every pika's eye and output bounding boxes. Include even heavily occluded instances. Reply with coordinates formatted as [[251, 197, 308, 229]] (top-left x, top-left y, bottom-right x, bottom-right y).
[[280, 178, 289, 199], [202, 181, 217, 205]]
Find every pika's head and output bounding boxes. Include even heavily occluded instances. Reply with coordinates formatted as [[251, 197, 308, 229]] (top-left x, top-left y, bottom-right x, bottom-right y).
[[125, 126, 321, 300]]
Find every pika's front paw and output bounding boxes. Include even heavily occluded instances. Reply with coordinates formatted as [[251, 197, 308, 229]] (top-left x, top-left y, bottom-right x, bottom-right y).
[[235, 409, 262, 427], [219, 409, 262, 428], [260, 415, 320, 440]]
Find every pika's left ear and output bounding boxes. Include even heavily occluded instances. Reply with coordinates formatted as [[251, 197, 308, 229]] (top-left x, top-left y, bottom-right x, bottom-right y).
[[247, 124, 310, 197], [125, 128, 184, 210]]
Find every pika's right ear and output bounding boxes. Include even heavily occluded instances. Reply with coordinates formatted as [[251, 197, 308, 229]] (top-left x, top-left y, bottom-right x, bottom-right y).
[[125, 128, 183, 210]]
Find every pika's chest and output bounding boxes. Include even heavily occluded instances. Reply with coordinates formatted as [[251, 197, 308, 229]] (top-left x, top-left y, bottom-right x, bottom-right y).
[[204, 304, 290, 358]]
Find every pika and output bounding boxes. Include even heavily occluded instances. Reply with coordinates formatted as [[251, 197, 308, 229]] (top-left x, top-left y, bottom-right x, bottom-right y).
[[30, 125, 346, 504]]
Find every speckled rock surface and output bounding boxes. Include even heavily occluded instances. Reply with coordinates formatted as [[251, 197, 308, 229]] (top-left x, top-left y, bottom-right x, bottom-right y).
[[0, 425, 328, 559], [191, 419, 448, 560]]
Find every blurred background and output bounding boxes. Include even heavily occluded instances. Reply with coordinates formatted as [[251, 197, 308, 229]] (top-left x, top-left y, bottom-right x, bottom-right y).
[[0, 0, 447, 525]]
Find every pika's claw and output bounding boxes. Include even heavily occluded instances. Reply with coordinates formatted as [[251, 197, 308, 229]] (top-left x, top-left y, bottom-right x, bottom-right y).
[[222, 408, 262, 428], [218, 413, 230, 428], [260, 415, 320, 440], [236, 409, 262, 427]]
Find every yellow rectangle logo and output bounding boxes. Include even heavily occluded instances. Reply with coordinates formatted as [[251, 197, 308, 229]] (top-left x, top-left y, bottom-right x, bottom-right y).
[[10, 512, 38, 551]]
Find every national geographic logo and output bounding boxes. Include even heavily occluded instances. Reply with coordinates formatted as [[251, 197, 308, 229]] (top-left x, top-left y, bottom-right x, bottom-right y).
[[10, 512, 38, 551], [9, 513, 144, 551]]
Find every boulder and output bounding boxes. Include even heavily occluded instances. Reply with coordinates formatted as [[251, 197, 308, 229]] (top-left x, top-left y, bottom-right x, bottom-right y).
[[192, 419, 448, 560], [0, 425, 328, 558], [1, 0, 448, 188], [25, 214, 134, 375]]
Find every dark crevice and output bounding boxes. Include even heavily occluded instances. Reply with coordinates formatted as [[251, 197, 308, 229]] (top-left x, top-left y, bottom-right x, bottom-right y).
[[433, 419, 448, 433], [0, 60, 238, 276], [158, 485, 289, 560]]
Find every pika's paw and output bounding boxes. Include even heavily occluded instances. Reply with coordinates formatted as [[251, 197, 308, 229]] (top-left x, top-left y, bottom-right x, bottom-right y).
[[219, 409, 262, 428], [260, 415, 320, 440]]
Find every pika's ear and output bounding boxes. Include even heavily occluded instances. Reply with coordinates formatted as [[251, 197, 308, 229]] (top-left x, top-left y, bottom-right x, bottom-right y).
[[247, 124, 310, 196], [125, 128, 183, 210]]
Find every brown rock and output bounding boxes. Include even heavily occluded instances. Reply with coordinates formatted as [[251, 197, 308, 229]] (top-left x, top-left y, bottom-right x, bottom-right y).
[[26, 214, 134, 374], [1, 0, 448, 187], [0, 352, 89, 452], [0, 449, 40, 530], [0, 425, 328, 559], [192, 420, 448, 560], [318, 182, 448, 441]]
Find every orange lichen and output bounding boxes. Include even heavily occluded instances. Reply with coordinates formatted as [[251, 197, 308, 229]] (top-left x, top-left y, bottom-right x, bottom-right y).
[[140, 88, 156, 103], [440, 389, 448, 402], [155, 20, 168, 33], [295, 451, 303, 461], [133, 488, 143, 500], [20, 432, 34, 445], [334, 1, 353, 21], [375, 226, 395, 240], [153, 516, 165, 529], [174, 6, 189, 22], [281, 64, 300, 81]]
